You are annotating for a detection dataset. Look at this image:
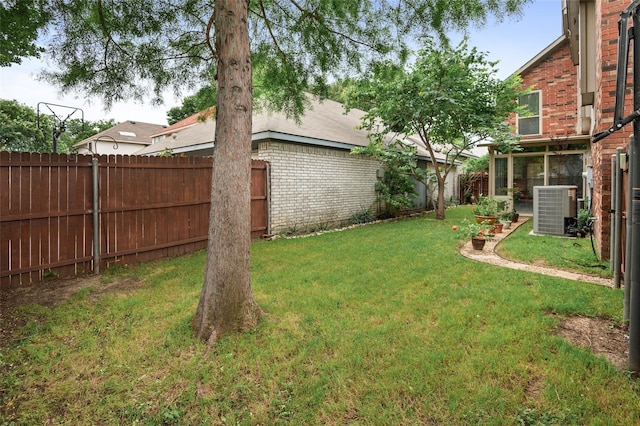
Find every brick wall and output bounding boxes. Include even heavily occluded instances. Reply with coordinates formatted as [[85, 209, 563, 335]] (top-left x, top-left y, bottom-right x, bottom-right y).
[[592, 0, 631, 260], [507, 40, 579, 138], [257, 141, 380, 234]]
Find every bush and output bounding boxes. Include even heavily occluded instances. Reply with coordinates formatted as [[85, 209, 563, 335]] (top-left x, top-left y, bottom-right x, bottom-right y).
[[349, 209, 377, 225], [472, 194, 499, 216]]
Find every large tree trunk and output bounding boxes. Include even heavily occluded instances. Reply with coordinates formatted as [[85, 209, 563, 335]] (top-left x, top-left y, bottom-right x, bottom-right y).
[[436, 175, 446, 220], [431, 159, 447, 220], [192, 0, 262, 344]]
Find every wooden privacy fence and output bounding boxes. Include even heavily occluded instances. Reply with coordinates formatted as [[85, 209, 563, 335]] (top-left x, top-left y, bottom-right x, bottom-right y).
[[458, 172, 489, 204], [0, 152, 269, 289]]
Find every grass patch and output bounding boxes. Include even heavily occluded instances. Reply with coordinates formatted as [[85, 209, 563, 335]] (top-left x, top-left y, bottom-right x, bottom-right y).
[[496, 219, 613, 278], [0, 207, 634, 425]]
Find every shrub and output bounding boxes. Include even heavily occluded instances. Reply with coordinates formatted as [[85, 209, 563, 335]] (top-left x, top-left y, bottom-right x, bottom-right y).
[[349, 209, 377, 225], [472, 194, 499, 216]]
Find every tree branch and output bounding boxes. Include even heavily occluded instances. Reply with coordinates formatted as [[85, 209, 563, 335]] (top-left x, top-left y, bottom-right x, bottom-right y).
[[256, 0, 287, 62], [96, 0, 131, 64], [205, 10, 216, 60], [286, 0, 380, 50]]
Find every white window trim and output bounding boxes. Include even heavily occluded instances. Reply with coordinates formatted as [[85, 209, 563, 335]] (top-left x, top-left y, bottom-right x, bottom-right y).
[[516, 90, 542, 136]]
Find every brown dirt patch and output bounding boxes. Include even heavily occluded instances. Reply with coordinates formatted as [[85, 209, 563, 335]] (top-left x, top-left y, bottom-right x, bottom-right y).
[[554, 315, 629, 370], [0, 275, 145, 348]]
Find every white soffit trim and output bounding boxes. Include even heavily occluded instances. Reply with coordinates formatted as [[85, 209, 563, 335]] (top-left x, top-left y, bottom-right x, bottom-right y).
[[512, 35, 568, 78], [251, 131, 358, 150]]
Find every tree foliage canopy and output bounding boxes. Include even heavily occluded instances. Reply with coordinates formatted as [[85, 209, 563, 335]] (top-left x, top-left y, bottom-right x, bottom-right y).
[[0, 99, 47, 152], [463, 153, 490, 173], [352, 140, 431, 216], [0, 0, 49, 66], [166, 85, 217, 125], [0, 99, 116, 153], [35, 0, 530, 117], [347, 40, 527, 219]]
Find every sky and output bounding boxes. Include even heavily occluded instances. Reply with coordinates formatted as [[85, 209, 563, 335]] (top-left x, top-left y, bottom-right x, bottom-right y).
[[0, 0, 562, 126]]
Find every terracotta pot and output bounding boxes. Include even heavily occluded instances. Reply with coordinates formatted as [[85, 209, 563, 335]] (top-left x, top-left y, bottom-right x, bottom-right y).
[[471, 237, 486, 250], [493, 222, 503, 233], [474, 215, 497, 225]]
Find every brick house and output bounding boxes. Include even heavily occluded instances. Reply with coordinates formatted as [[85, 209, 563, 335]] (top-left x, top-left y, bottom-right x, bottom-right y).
[[486, 0, 629, 260], [486, 35, 589, 215], [136, 96, 463, 234]]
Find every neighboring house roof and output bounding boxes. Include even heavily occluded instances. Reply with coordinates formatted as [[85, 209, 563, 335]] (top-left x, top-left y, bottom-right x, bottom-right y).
[[401, 135, 466, 165], [136, 96, 369, 156], [151, 107, 216, 138], [74, 120, 166, 149], [135, 96, 468, 165], [136, 116, 217, 155]]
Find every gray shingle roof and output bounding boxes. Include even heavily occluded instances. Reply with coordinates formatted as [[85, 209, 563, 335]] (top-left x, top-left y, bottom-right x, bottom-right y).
[[135, 96, 369, 156], [134, 96, 469, 164], [74, 121, 166, 148]]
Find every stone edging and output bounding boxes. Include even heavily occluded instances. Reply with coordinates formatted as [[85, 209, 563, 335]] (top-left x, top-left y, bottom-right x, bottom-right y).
[[459, 217, 614, 288]]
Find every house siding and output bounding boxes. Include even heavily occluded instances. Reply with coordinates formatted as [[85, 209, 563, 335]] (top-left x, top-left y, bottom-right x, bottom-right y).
[[257, 140, 380, 234], [507, 40, 580, 138], [76, 141, 147, 156], [591, 0, 632, 260]]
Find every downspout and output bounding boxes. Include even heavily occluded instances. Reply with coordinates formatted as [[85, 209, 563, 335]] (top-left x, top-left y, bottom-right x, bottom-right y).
[[266, 162, 271, 236], [92, 157, 100, 274], [611, 154, 617, 272], [614, 147, 623, 288], [625, 136, 634, 322]]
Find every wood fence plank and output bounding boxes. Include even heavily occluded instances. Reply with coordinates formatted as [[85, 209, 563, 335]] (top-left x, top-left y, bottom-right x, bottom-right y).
[[0, 222, 10, 274], [16, 153, 32, 276], [59, 154, 74, 277], [83, 155, 93, 269], [0, 152, 10, 217], [30, 153, 47, 278]]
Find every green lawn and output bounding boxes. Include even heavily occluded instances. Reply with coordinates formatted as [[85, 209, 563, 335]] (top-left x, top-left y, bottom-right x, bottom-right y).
[[497, 218, 613, 278], [1, 207, 635, 425]]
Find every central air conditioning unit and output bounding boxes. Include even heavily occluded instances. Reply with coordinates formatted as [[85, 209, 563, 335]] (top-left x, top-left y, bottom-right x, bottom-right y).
[[533, 185, 577, 236]]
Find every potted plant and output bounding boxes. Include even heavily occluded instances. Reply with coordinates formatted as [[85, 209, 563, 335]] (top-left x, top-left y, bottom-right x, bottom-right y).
[[493, 221, 504, 233], [499, 211, 513, 229], [507, 188, 522, 222], [471, 194, 499, 224], [453, 219, 494, 250]]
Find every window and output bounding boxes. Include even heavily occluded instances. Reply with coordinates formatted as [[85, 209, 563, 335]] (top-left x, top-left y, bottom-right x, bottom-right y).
[[549, 154, 584, 196], [494, 157, 508, 195], [517, 92, 541, 135], [512, 155, 544, 213]]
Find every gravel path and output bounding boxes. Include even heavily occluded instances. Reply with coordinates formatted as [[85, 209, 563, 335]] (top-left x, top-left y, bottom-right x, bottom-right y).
[[459, 218, 614, 288]]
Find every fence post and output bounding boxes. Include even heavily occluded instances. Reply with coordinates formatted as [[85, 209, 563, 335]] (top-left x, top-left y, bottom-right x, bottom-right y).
[[92, 157, 100, 274]]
